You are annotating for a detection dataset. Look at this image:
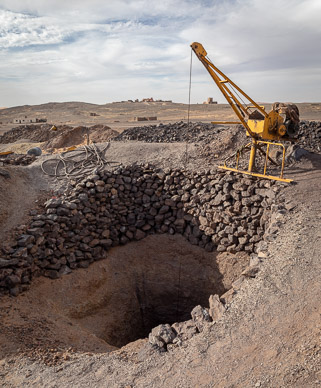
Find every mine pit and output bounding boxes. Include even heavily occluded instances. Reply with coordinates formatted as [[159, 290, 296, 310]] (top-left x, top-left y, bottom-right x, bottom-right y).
[[0, 163, 277, 351], [58, 234, 235, 348], [11, 234, 248, 352]]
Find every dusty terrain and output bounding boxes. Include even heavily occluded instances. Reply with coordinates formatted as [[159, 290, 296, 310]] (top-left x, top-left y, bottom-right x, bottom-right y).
[[0, 102, 321, 387], [1, 101, 321, 135]]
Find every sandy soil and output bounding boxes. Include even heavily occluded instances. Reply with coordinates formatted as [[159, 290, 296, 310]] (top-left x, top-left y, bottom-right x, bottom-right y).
[[0, 166, 49, 245], [1, 155, 320, 387], [0, 101, 321, 135], [0, 102, 321, 387], [0, 234, 249, 360]]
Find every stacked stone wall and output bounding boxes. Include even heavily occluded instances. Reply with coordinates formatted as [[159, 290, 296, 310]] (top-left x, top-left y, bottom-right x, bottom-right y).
[[0, 165, 278, 296]]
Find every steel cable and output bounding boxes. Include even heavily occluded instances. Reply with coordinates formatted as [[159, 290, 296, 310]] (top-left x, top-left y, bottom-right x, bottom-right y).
[[41, 143, 120, 181]]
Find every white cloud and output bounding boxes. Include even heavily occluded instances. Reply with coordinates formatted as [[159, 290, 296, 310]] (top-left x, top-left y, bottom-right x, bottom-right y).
[[0, 0, 320, 106]]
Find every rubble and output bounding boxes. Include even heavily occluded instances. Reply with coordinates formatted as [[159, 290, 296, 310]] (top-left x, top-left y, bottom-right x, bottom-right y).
[[112, 121, 321, 153], [148, 294, 227, 351], [112, 121, 232, 143], [190, 305, 211, 332], [0, 154, 36, 166], [296, 120, 321, 153], [208, 294, 226, 321], [0, 164, 279, 297], [148, 324, 176, 350]]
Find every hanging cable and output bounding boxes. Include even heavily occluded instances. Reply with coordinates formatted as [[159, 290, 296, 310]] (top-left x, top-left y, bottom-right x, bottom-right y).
[[229, 83, 252, 113], [175, 260, 182, 322], [184, 47, 193, 169], [207, 54, 252, 115]]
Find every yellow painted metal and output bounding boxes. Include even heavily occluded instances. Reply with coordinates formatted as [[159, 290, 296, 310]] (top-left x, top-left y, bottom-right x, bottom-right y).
[[211, 121, 241, 124], [248, 140, 257, 172], [247, 119, 265, 137], [190, 42, 268, 140], [263, 143, 270, 175], [67, 146, 77, 151], [191, 44, 257, 138], [246, 112, 289, 141], [0, 151, 13, 156], [218, 166, 293, 183], [221, 139, 290, 181], [245, 105, 265, 111], [190, 41, 296, 183]]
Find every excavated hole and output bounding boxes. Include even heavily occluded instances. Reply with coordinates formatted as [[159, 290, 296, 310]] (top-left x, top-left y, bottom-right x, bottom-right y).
[[54, 234, 248, 349]]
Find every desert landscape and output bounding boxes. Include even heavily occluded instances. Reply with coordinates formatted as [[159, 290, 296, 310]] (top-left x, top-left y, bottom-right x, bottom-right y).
[[0, 100, 320, 387], [1, 101, 321, 134]]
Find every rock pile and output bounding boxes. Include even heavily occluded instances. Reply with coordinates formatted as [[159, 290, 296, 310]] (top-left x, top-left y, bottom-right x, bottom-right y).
[[149, 294, 226, 350], [0, 164, 279, 297], [113, 120, 321, 155], [297, 120, 321, 153], [112, 122, 232, 143], [0, 154, 36, 166]]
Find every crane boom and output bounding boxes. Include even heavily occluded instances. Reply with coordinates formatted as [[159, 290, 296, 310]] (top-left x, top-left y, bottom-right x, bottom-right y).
[[190, 42, 299, 183]]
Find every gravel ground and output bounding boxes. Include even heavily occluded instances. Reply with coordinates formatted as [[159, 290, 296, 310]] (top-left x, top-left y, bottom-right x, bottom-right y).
[[0, 153, 320, 387]]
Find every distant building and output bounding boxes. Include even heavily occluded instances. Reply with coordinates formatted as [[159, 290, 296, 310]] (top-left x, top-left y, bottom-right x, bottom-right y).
[[13, 116, 47, 124], [134, 116, 157, 121], [203, 98, 217, 104]]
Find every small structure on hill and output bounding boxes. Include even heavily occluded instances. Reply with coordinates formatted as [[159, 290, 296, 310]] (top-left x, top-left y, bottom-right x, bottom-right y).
[[13, 116, 47, 124], [203, 98, 217, 104], [134, 116, 157, 121]]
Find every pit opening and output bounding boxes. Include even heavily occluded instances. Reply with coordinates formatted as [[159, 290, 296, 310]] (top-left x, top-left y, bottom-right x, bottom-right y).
[[1, 165, 268, 354], [51, 234, 249, 348]]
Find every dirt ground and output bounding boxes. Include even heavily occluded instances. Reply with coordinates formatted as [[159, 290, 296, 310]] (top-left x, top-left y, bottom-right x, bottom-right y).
[[0, 234, 249, 358], [1, 101, 321, 135], [0, 102, 321, 387], [0, 166, 49, 245], [1, 155, 320, 388]]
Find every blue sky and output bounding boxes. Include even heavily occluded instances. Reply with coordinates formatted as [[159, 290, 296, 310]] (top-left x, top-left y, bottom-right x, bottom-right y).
[[0, 0, 320, 107]]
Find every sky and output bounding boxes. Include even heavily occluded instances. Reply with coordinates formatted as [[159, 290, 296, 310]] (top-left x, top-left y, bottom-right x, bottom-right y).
[[0, 0, 320, 107]]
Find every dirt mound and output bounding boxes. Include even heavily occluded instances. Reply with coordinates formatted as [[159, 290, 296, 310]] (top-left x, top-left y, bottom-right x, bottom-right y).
[[44, 126, 89, 150], [0, 124, 118, 152], [87, 125, 119, 143], [0, 124, 72, 144], [44, 125, 118, 151]]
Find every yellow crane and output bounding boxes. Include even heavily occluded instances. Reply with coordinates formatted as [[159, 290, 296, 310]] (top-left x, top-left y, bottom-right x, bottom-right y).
[[191, 42, 299, 183]]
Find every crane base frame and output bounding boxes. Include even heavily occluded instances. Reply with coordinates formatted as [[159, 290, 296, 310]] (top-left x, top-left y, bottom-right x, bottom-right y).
[[219, 139, 293, 183], [218, 166, 292, 183]]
